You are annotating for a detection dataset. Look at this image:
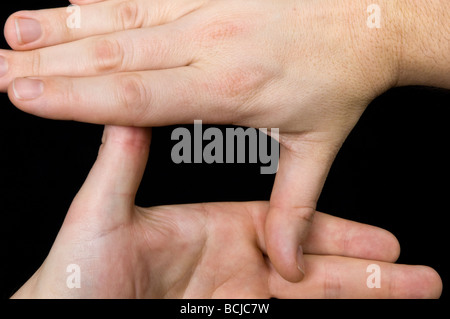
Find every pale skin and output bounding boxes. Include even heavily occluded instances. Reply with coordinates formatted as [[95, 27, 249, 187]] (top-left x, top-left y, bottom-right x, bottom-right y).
[[11, 125, 443, 298], [0, 0, 448, 283]]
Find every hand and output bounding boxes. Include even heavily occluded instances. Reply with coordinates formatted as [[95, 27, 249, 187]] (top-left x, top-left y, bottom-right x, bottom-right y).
[[1, 0, 448, 282], [12, 125, 442, 299]]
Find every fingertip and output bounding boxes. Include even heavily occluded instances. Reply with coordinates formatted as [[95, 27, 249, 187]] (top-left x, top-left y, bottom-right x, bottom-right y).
[[7, 79, 22, 109], [410, 266, 443, 299], [420, 266, 443, 299], [96, 125, 152, 199], [7, 77, 62, 125], [7, 77, 72, 121], [266, 245, 304, 283], [351, 223, 402, 263], [330, 216, 402, 263], [15, 78, 44, 99], [379, 229, 401, 262], [265, 208, 306, 283], [365, 227, 401, 262], [296, 245, 306, 277], [3, 11, 42, 50], [393, 265, 443, 299], [73, 126, 151, 200]]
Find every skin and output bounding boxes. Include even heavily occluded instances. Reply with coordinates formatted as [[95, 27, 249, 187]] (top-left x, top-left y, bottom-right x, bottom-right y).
[[11, 126, 443, 299], [1, 0, 448, 282]]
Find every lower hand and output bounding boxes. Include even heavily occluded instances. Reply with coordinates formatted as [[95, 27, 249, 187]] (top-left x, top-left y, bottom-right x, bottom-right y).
[[12, 125, 442, 298]]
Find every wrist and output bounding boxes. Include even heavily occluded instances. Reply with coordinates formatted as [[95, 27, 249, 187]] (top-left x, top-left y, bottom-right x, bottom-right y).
[[396, 0, 450, 89], [341, 0, 404, 98], [344, 0, 449, 97]]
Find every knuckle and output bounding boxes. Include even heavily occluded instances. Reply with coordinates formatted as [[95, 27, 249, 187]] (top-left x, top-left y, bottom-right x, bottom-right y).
[[205, 66, 269, 119], [115, 0, 144, 30], [55, 79, 78, 120], [57, 7, 76, 39], [387, 266, 396, 298], [339, 223, 352, 255], [323, 262, 342, 298], [29, 49, 42, 76], [92, 38, 124, 73], [115, 74, 150, 120], [37, 10, 70, 44]]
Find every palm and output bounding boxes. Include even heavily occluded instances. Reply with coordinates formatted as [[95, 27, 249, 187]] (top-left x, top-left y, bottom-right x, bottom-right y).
[[140, 202, 270, 298], [43, 201, 270, 298]]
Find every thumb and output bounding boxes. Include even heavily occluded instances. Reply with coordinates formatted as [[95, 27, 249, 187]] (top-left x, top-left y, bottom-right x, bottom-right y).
[[265, 140, 338, 282], [67, 125, 151, 227]]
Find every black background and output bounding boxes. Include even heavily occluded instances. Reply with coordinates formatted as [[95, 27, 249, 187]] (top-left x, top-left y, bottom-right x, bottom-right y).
[[1, 0, 449, 303]]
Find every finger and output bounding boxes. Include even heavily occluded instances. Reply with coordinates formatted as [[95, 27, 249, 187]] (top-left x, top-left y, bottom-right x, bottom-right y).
[[249, 202, 400, 262], [68, 125, 151, 227], [0, 24, 197, 92], [269, 255, 443, 299], [265, 141, 337, 282], [303, 212, 401, 262], [4, 0, 206, 50], [7, 69, 232, 126]]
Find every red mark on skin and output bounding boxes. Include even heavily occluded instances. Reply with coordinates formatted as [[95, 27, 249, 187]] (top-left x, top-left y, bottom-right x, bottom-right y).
[[207, 21, 245, 41]]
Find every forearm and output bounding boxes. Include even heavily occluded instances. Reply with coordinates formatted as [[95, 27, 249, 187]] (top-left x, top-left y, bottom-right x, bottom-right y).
[[397, 0, 450, 89], [343, 0, 449, 94]]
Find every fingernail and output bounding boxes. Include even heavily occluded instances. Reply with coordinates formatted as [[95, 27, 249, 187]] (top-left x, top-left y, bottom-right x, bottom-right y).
[[297, 245, 305, 276], [13, 78, 44, 100], [0, 56, 7, 77], [15, 18, 42, 44]]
